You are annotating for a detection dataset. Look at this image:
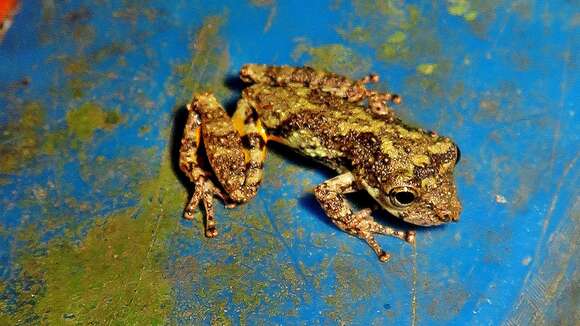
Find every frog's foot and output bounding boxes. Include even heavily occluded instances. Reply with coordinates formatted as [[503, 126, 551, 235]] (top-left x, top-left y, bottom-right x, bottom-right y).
[[184, 176, 227, 238], [345, 208, 414, 262], [366, 91, 402, 117], [314, 173, 413, 262], [326, 209, 391, 262], [362, 213, 416, 245]]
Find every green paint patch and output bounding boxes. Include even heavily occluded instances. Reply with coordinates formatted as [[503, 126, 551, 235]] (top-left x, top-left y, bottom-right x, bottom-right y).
[[65, 77, 95, 99], [447, 0, 479, 21], [445, 0, 505, 36], [0, 102, 46, 174], [388, 31, 407, 44], [447, 0, 478, 21], [41, 130, 69, 156], [66, 102, 122, 144], [416, 63, 438, 75], [377, 30, 410, 61], [292, 42, 371, 77], [3, 154, 182, 324], [337, 26, 371, 43], [404, 60, 453, 107], [338, 1, 442, 65]]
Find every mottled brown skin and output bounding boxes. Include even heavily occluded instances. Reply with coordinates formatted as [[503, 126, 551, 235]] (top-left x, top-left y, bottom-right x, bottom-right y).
[[179, 64, 462, 261]]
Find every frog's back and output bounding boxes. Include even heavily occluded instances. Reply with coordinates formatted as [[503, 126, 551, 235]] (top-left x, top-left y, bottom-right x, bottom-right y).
[[247, 83, 389, 131], [245, 84, 401, 169]]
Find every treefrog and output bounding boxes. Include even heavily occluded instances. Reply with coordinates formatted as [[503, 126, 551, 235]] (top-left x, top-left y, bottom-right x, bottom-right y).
[[179, 64, 462, 262]]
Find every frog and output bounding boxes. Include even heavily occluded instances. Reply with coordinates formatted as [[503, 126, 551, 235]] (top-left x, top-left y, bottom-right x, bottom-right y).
[[179, 64, 462, 262]]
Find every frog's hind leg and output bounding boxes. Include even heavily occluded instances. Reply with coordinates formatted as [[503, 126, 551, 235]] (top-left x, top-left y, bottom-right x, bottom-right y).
[[181, 93, 267, 237], [314, 172, 415, 262], [229, 92, 268, 201], [179, 99, 228, 237], [240, 64, 401, 114]]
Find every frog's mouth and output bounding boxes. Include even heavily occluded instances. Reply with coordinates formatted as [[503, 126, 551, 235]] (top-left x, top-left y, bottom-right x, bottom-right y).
[[377, 195, 460, 227]]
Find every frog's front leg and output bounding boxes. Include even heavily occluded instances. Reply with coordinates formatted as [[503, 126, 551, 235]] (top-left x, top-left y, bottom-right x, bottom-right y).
[[229, 92, 267, 199], [314, 173, 415, 262]]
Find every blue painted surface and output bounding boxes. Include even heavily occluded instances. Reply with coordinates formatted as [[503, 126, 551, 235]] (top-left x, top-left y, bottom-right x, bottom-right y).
[[0, 0, 578, 324]]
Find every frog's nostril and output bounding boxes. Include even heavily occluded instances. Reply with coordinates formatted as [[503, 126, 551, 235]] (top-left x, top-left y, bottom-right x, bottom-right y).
[[438, 210, 458, 222]]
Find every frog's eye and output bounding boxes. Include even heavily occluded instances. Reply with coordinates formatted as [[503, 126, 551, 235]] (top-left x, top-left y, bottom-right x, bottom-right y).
[[389, 187, 418, 207], [454, 143, 461, 164]]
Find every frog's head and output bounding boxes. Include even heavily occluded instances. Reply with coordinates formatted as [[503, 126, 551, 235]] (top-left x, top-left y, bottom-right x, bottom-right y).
[[361, 132, 462, 226]]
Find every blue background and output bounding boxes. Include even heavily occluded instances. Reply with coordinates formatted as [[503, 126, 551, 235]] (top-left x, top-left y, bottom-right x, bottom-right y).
[[0, 0, 578, 324]]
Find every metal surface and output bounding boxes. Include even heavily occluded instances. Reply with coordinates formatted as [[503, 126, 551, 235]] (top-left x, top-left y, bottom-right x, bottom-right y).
[[0, 0, 578, 324]]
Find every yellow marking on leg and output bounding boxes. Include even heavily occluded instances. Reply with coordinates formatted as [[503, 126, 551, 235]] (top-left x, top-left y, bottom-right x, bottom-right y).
[[255, 121, 268, 161], [231, 97, 267, 198], [232, 99, 268, 163]]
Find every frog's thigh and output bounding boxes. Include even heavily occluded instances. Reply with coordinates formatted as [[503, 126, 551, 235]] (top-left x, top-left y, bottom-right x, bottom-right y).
[[314, 173, 413, 262], [179, 104, 204, 182], [230, 96, 268, 199], [240, 64, 397, 105], [195, 94, 247, 198]]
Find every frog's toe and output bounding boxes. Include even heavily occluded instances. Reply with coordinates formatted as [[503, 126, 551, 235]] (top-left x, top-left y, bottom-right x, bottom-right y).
[[378, 250, 391, 262], [205, 226, 218, 238], [404, 230, 416, 244], [360, 232, 392, 263], [183, 185, 204, 220], [359, 73, 380, 84], [201, 184, 219, 238], [184, 209, 196, 220], [183, 177, 228, 237]]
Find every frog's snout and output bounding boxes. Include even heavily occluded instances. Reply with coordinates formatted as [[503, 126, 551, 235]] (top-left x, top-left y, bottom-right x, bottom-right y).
[[438, 211, 452, 222], [436, 207, 461, 223], [440, 195, 462, 223]]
